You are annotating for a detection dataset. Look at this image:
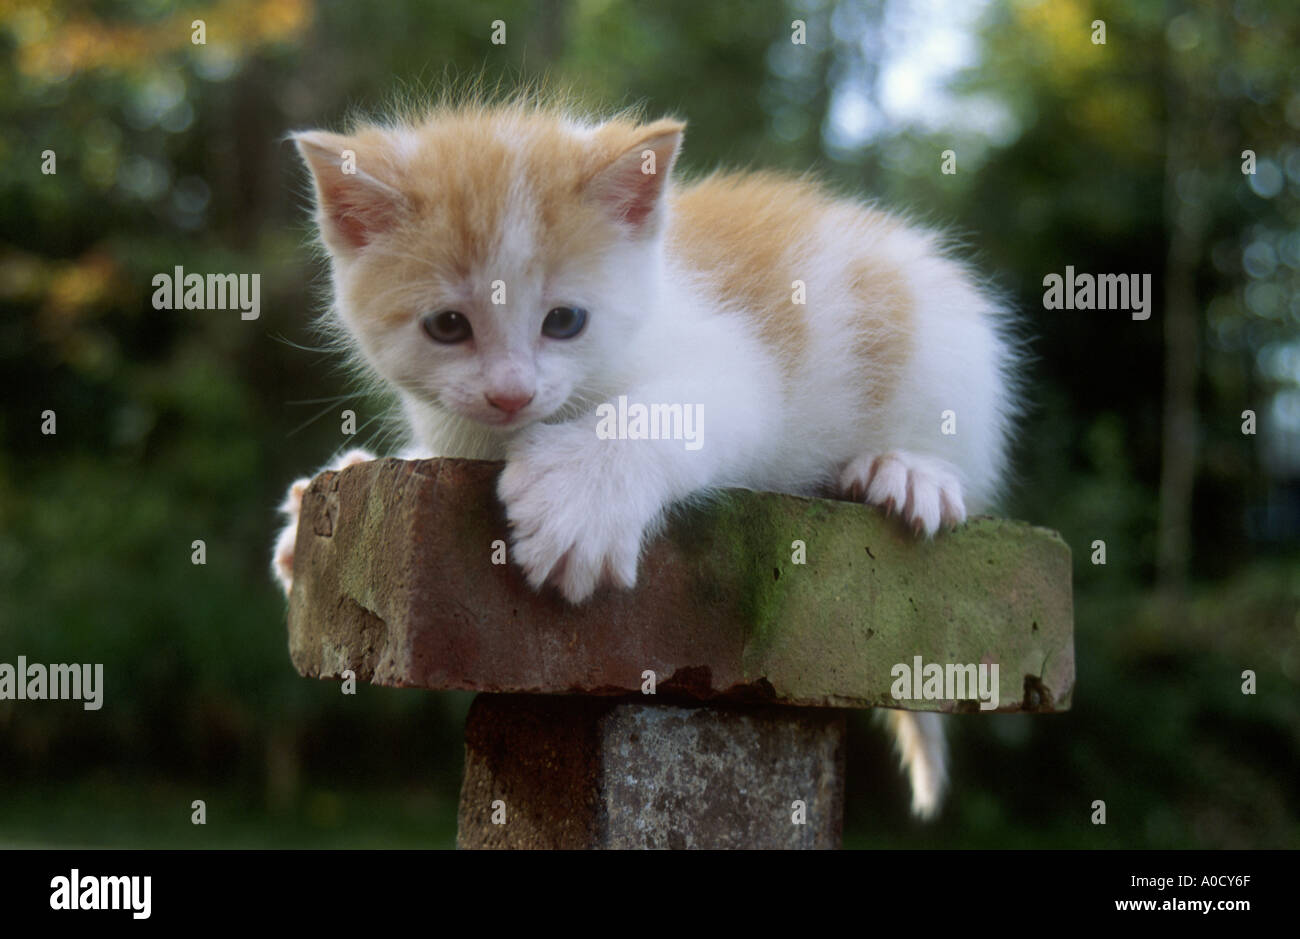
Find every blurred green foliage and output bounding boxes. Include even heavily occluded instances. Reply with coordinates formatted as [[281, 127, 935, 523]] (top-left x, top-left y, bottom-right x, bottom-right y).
[[0, 0, 1296, 847]]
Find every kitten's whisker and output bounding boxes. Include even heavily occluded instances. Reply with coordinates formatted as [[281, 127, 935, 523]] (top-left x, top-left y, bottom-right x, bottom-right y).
[[350, 411, 386, 441], [285, 394, 358, 406], [286, 399, 348, 437], [269, 333, 336, 355]]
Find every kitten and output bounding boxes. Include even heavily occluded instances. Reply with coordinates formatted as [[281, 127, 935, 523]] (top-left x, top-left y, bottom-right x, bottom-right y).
[[273, 98, 1019, 819]]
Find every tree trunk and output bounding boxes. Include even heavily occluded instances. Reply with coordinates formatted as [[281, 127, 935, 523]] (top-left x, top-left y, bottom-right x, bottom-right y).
[[1155, 2, 1222, 612]]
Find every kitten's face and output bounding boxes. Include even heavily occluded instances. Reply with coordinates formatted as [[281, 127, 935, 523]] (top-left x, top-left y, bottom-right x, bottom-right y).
[[296, 109, 683, 430]]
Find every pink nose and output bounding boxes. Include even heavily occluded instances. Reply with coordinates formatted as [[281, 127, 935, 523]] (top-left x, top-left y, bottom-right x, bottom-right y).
[[486, 393, 533, 415]]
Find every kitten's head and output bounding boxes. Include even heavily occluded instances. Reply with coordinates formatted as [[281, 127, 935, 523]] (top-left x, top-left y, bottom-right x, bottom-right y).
[[293, 103, 684, 429]]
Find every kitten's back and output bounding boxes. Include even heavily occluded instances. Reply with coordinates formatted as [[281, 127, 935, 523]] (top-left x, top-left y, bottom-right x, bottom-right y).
[[668, 172, 915, 399], [667, 169, 1015, 514]]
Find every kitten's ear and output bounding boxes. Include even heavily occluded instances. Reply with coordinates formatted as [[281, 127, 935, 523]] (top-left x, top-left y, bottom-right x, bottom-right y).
[[293, 130, 407, 256], [587, 119, 684, 233]]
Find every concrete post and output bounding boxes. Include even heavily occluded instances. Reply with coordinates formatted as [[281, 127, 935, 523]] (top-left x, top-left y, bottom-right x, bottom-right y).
[[456, 695, 845, 849]]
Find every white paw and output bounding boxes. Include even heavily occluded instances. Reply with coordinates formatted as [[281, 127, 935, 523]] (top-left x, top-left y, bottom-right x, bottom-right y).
[[839, 451, 966, 536], [271, 448, 376, 597], [497, 425, 661, 604], [272, 477, 310, 596], [333, 448, 377, 471]]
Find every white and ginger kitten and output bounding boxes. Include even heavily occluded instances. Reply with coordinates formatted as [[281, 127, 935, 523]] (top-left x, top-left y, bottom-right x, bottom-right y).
[[273, 99, 1019, 819]]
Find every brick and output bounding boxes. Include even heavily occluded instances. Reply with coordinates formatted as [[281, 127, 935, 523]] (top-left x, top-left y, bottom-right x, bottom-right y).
[[287, 458, 1074, 712]]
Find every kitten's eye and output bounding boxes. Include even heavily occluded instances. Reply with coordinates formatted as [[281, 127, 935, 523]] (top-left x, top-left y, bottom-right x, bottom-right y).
[[541, 306, 587, 340], [421, 310, 472, 344]]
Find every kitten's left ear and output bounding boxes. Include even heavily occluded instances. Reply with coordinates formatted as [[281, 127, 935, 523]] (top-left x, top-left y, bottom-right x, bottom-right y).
[[588, 119, 684, 234]]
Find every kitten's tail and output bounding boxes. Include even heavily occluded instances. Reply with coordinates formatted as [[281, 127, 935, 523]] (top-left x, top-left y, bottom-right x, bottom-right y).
[[883, 710, 948, 819]]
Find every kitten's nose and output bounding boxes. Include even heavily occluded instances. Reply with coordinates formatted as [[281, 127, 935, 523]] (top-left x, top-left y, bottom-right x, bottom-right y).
[[486, 392, 534, 415]]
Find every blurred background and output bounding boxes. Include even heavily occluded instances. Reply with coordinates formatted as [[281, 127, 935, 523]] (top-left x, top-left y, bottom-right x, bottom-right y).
[[0, 0, 1297, 848]]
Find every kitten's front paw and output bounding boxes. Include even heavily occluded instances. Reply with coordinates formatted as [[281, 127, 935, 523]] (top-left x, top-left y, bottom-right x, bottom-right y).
[[840, 451, 966, 536], [498, 428, 660, 604], [271, 448, 375, 597], [272, 477, 311, 596]]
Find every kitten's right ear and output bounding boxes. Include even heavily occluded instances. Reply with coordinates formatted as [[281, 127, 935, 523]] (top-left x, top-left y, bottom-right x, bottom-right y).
[[293, 130, 407, 256]]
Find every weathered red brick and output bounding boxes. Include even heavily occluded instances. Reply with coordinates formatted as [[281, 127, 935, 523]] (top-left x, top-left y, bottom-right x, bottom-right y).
[[287, 458, 1074, 712]]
